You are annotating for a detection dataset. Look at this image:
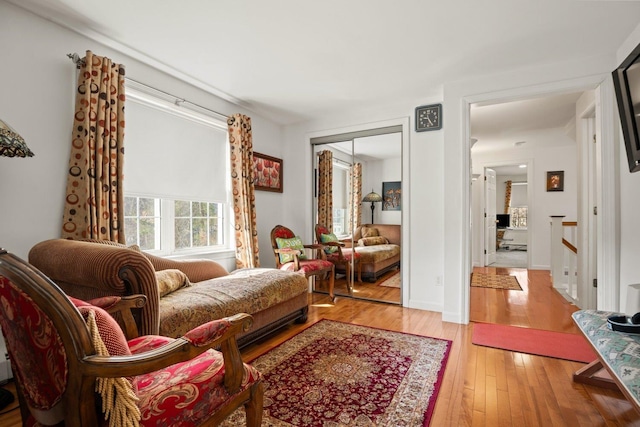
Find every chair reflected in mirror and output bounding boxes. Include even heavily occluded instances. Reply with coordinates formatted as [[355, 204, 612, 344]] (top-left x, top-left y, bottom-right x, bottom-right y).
[[315, 224, 362, 291]]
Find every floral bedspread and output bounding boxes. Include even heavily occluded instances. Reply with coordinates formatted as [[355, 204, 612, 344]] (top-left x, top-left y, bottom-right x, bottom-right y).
[[572, 309, 640, 407], [159, 268, 308, 337]]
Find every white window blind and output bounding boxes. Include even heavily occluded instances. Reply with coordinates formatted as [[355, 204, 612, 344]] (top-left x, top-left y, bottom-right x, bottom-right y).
[[124, 95, 228, 202], [510, 184, 527, 207]]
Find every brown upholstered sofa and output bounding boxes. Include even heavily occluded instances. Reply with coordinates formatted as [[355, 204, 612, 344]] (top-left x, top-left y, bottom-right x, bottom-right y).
[[28, 239, 309, 347], [350, 224, 401, 281]]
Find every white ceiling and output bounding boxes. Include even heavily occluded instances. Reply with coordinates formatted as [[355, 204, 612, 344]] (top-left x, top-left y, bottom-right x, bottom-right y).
[[11, 0, 640, 131], [470, 91, 585, 155]]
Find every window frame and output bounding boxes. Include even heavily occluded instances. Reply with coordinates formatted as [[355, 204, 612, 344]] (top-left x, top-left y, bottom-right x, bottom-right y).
[[124, 83, 233, 257]]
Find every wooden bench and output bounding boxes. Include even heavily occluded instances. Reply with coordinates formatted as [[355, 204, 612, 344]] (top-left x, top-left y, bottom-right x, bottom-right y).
[[572, 310, 640, 413]]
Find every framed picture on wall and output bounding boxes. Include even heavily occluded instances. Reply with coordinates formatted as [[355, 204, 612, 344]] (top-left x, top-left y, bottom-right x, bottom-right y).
[[546, 171, 564, 192], [253, 152, 283, 193], [382, 181, 401, 211]]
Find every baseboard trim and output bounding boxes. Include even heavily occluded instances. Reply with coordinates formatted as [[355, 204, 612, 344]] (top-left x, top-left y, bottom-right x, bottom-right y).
[[407, 299, 443, 313]]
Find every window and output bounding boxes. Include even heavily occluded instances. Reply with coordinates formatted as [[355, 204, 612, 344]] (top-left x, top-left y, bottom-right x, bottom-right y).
[[510, 206, 528, 229], [332, 160, 350, 238], [123, 82, 230, 255], [174, 200, 223, 249], [124, 197, 161, 250]]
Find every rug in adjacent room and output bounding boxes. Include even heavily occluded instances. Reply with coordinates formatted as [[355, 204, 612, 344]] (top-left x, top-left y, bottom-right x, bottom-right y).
[[470, 272, 522, 290], [221, 319, 452, 426], [472, 322, 597, 363], [378, 271, 401, 288]]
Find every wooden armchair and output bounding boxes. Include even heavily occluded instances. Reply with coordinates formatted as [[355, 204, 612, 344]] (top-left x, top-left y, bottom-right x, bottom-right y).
[[0, 247, 263, 427], [270, 224, 335, 300]]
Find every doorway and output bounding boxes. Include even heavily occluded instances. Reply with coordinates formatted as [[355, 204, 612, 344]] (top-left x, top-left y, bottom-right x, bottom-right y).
[[484, 164, 529, 269], [468, 89, 603, 312]]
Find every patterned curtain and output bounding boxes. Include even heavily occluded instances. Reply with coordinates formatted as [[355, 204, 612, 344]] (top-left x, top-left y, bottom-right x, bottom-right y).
[[228, 114, 260, 269], [317, 150, 333, 230], [504, 180, 512, 214], [348, 163, 362, 234], [61, 50, 125, 243]]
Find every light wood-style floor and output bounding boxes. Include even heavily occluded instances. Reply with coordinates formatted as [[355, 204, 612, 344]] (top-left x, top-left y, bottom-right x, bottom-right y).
[[0, 266, 637, 426]]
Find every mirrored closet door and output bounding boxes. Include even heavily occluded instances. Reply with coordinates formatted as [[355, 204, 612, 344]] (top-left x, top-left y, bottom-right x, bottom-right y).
[[311, 127, 402, 304]]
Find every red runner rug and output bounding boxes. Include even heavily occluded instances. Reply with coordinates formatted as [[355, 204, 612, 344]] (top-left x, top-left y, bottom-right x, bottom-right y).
[[472, 322, 596, 363], [222, 319, 451, 426]]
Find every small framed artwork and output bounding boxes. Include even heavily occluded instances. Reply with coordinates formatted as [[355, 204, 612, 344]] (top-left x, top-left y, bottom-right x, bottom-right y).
[[546, 171, 564, 192], [382, 181, 402, 211], [253, 152, 283, 193]]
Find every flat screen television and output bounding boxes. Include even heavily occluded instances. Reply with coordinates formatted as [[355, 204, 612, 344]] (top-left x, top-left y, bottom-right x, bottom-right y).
[[613, 41, 640, 173], [496, 214, 510, 229]]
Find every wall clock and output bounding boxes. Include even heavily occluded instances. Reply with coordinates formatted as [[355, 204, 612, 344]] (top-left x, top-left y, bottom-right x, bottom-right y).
[[415, 104, 442, 132]]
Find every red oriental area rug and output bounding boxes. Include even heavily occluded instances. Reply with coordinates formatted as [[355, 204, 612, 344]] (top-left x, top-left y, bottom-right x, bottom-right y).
[[221, 319, 451, 426], [472, 323, 597, 363]]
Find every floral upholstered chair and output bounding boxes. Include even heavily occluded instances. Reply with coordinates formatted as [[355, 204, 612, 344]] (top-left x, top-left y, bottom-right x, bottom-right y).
[[0, 247, 263, 427], [315, 224, 362, 290], [270, 224, 335, 300]]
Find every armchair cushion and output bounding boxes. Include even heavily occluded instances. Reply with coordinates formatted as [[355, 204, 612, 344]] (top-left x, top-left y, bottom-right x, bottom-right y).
[[275, 236, 307, 263], [0, 276, 67, 411], [320, 232, 339, 253], [155, 269, 191, 297], [358, 236, 389, 246], [280, 258, 333, 274], [70, 296, 132, 358], [132, 340, 262, 426]]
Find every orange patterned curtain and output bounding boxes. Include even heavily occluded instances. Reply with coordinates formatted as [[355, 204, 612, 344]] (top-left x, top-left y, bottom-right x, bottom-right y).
[[228, 114, 260, 268], [504, 180, 512, 214], [348, 162, 362, 234], [61, 50, 125, 242], [317, 150, 333, 230]]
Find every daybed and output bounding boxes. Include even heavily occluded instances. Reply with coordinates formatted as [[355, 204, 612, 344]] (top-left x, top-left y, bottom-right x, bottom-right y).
[[28, 239, 309, 347], [350, 224, 401, 281]]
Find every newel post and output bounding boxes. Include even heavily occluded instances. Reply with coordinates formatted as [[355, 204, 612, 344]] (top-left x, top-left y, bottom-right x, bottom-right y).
[[550, 216, 566, 289]]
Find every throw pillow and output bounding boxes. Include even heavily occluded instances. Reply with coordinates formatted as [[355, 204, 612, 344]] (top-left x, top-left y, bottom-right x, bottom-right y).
[[361, 227, 380, 238], [275, 236, 307, 264], [156, 269, 191, 297], [320, 232, 339, 254], [358, 236, 389, 246], [70, 297, 132, 357]]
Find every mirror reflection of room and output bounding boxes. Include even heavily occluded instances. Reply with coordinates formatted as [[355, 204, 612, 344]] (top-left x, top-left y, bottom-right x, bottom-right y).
[[312, 132, 402, 304]]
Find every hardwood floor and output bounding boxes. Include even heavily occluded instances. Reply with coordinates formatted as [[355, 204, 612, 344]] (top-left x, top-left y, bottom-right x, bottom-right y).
[[315, 267, 402, 304], [0, 266, 637, 426]]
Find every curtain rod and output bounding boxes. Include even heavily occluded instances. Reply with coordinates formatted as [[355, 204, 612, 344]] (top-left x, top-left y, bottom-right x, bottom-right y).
[[66, 53, 228, 121]]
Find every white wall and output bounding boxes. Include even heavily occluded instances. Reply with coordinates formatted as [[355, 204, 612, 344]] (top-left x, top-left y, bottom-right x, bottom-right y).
[[0, 3, 284, 270], [471, 129, 578, 270], [617, 22, 640, 312]]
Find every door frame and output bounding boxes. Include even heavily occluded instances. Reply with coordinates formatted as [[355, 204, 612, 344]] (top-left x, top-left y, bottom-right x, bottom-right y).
[[462, 75, 619, 320], [476, 160, 533, 269], [306, 117, 411, 307]]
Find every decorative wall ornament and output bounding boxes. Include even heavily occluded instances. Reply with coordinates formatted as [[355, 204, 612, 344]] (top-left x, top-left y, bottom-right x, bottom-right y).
[[382, 181, 402, 211], [546, 171, 564, 192], [253, 152, 283, 193]]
